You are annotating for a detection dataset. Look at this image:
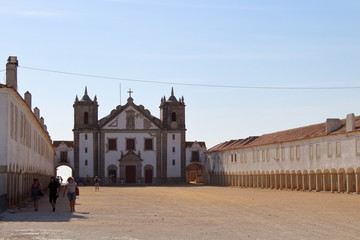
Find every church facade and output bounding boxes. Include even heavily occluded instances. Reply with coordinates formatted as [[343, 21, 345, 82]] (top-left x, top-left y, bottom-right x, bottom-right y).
[[69, 87, 206, 184]]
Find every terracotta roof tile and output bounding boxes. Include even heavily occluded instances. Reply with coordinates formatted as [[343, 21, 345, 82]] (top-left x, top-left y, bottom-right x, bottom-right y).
[[207, 116, 360, 152], [53, 141, 74, 148]]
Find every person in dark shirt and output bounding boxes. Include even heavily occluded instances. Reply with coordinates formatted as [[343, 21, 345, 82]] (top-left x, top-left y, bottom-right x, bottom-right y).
[[48, 176, 60, 212]]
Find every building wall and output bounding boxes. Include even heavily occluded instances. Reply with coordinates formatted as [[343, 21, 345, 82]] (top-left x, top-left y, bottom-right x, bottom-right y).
[[206, 131, 360, 193], [79, 132, 94, 177], [0, 87, 54, 211], [167, 133, 181, 177]]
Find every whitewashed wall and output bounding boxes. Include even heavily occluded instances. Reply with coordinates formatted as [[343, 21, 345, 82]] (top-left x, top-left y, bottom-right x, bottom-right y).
[[167, 133, 181, 177], [79, 132, 94, 177], [207, 132, 360, 174]]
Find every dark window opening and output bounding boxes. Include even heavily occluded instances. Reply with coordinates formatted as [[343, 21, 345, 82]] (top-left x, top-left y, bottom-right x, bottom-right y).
[[171, 112, 176, 121], [84, 112, 89, 125], [127, 139, 135, 150], [85, 147, 88, 153], [191, 151, 200, 162], [172, 147, 175, 153], [60, 151, 68, 162], [172, 159, 175, 166], [144, 138, 153, 150], [85, 160, 88, 166], [108, 138, 117, 150]]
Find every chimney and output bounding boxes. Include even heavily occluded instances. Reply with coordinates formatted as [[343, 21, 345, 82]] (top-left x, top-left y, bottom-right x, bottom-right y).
[[40, 117, 44, 127], [24, 91, 32, 109], [6, 56, 18, 91], [346, 113, 355, 132], [34, 107, 40, 120], [326, 118, 342, 134]]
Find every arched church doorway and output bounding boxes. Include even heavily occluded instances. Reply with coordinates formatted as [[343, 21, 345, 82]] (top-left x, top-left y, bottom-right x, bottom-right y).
[[107, 165, 118, 184], [56, 165, 73, 184], [186, 163, 205, 184], [144, 165, 154, 184]]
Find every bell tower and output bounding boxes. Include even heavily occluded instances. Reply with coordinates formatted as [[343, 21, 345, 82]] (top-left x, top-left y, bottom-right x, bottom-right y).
[[73, 87, 98, 129], [160, 87, 185, 130], [73, 87, 99, 179]]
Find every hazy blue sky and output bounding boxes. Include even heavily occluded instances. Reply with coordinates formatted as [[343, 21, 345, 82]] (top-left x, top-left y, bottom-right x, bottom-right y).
[[1, 0, 359, 148]]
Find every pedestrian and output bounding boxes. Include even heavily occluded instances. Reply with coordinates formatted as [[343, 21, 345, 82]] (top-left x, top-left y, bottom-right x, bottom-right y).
[[31, 178, 43, 211], [48, 176, 60, 212], [94, 176, 101, 192], [63, 177, 78, 212]]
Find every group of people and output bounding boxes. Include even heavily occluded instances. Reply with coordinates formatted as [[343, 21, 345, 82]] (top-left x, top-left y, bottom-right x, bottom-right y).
[[31, 176, 96, 212]]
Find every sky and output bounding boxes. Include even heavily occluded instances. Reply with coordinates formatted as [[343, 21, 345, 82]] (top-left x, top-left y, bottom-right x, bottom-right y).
[[0, 0, 360, 148]]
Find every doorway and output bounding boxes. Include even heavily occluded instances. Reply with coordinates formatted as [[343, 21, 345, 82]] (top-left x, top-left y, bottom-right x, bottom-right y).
[[126, 165, 136, 183]]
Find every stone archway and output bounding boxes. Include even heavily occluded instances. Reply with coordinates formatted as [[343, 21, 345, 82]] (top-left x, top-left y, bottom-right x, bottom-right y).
[[56, 165, 73, 184]]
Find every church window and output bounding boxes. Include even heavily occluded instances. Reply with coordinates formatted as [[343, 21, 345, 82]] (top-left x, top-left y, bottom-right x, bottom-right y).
[[126, 138, 135, 150], [172, 159, 176, 166], [85, 147, 88, 153], [60, 151, 68, 162], [84, 112, 89, 125], [172, 134, 175, 140], [266, 149, 269, 162], [290, 147, 294, 160], [276, 147, 280, 160], [172, 147, 175, 153], [85, 134, 88, 140], [262, 150, 265, 162], [171, 112, 176, 121], [144, 138, 153, 151], [85, 160, 88, 166], [108, 138, 117, 151]]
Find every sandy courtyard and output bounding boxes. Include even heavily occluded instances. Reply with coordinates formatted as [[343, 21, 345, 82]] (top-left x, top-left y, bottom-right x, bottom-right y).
[[0, 186, 359, 240]]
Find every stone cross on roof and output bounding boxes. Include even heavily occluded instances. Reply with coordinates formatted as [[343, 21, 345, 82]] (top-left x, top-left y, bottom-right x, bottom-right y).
[[127, 88, 133, 98]]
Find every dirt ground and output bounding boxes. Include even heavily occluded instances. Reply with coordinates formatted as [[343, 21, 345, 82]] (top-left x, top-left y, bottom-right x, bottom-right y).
[[0, 185, 359, 240]]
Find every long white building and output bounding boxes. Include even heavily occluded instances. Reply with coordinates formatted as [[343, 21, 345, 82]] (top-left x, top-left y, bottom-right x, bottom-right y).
[[0, 57, 54, 212], [206, 115, 360, 193]]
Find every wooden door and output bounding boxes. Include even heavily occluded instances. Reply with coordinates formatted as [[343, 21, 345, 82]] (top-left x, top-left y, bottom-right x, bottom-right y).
[[125, 165, 136, 183], [145, 169, 153, 184]]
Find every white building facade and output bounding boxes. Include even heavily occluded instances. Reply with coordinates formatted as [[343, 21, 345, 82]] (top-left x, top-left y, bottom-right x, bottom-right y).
[[0, 57, 54, 212], [72, 88, 192, 184], [206, 115, 360, 193]]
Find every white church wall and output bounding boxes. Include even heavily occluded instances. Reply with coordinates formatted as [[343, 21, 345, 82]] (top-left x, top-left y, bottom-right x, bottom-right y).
[[79, 132, 94, 177], [167, 133, 181, 177], [104, 132, 158, 178]]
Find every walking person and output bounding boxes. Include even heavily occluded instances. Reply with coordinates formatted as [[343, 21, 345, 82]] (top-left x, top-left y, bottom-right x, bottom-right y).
[[94, 176, 101, 192], [48, 176, 60, 212], [31, 178, 43, 212], [63, 177, 78, 212]]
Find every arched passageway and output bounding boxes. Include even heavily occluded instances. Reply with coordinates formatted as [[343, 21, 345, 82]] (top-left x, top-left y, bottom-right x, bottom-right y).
[[56, 165, 73, 184]]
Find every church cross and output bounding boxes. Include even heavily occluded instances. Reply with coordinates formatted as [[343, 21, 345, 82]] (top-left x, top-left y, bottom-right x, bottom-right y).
[[127, 88, 133, 98]]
